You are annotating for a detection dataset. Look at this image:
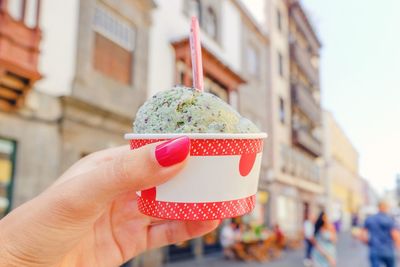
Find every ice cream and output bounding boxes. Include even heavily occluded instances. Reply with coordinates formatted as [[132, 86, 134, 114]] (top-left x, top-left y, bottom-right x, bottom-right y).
[[133, 86, 259, 134]]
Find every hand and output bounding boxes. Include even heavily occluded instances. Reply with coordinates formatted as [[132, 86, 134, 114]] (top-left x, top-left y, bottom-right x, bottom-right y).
[[328, 256, 336, 267], [0, 137, 219, 267]]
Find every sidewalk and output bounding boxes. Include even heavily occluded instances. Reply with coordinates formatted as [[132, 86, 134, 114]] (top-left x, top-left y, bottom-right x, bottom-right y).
[[164, 233, 370, 267]]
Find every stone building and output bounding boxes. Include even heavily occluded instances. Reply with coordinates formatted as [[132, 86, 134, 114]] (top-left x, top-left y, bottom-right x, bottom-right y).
[[1, 0, 270, 265], [324, 111, 363, 230], [60, 0, 154, 172], [0, 0, 155, 216], [255, 0, 324, 235], [1, 0, 330, 266], [0, 0, 62, 214]]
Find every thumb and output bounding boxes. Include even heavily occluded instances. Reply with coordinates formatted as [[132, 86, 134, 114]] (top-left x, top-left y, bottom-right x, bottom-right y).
[[42, 136, 190, 220], [0, 137, 190, 266]]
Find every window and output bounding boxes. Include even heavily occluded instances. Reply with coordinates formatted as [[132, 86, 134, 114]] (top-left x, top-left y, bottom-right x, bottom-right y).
[[0, 138, 16, 218], [7, 0, 39, 27], [278, 52, 284, 77], [247, 43, 260, 78], [229, 91, 238, 110], [92, 5, 135, 85], [204, 7, 218, 40], [93, 6, 135, 51], [205, 77, 228, 102], [277, 9, 282, 32], [279, 97, 285, 124], [25, 0, 39, 28], [7, 0, 24, 21], [176, 61, 186, 85], [311, 55, 320, 69]]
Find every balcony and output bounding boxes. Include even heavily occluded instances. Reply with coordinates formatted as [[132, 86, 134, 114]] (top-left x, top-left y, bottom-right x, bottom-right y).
[[0, 3, 41, 111], [291, 83, 321, 125], [280, 144, 321, 183], [289, 1, 321, 55], [293, 127, 322, 157], [290, 42, 319, 87]]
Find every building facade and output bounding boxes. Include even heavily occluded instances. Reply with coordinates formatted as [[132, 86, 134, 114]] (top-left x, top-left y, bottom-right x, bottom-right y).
[[323, 111, 363, 230], [0, 0, 271, 266], [60, 0, 154, 172], [1, 0, 334, 266], [0, 0, 155, 215], [261, 0, 324, 236], [0, 0, 63, 214]]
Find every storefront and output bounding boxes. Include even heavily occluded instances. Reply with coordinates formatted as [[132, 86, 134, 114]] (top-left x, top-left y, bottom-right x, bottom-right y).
[[166, 229, 222, 262], [0, 137, 16, 218]]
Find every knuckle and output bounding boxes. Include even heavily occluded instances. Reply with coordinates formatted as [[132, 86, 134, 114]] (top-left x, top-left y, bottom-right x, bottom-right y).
[[49, 189, 94, 220], [164, 225, 176, 244]]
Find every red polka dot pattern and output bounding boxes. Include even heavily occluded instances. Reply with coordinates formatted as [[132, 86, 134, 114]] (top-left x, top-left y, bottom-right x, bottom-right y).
[[130, 138, 263, 156], [137, 195, 256, 220]]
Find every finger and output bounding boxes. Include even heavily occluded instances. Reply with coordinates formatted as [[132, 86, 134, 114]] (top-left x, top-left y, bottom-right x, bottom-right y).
[[146, 220, 219, 250], [110, 191, 165, 226], [41, 136, 191, 220]]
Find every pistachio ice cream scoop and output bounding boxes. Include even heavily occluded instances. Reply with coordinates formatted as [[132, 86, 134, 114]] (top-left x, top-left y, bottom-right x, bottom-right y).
[[133, 86, 259, 133]]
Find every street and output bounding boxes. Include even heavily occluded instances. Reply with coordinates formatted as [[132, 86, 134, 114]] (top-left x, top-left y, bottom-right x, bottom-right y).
[[165, 233, 375, 267]]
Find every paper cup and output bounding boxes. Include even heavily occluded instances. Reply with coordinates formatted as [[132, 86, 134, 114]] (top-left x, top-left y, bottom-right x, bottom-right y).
[[125, 133, 267, 220]]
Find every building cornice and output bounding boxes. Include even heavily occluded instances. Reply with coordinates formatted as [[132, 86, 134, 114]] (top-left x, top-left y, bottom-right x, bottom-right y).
[[229, 0, 269, 44], [289, 0, 322, 47]]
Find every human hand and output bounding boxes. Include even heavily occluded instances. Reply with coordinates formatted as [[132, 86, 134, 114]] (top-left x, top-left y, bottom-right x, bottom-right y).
[[327, 256, 336, 267], [0, 137, 219, 267]]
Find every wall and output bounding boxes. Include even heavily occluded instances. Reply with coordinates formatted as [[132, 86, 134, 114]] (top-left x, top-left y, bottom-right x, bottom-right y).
[[329, 113, 359, 174], [0, 91, 61, 207], [263, 0, 293, 231], [264, 0, 291, 176], [238, 13, 270, 185], [71, 0, 153, 119], [148, 0, 243, 96], [35, 0, 80, 96], [324, 111, 362, 229], [60, 97, 131, 173]]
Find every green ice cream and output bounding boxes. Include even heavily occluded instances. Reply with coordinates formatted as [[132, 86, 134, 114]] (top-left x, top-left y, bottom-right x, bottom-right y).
[[133, 86, 259, 134]]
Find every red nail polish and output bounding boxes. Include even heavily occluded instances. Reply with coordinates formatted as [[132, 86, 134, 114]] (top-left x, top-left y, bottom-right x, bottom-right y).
[[155, 136, 190, 167]]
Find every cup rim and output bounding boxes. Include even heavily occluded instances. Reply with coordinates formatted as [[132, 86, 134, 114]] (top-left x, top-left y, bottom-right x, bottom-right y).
[[124, 132, 267, 140]]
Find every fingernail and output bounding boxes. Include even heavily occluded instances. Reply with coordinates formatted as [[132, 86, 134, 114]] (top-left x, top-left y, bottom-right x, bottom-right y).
[[155, 136, 190, 167]]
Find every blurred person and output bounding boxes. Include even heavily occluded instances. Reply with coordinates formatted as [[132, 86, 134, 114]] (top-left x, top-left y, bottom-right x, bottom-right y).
[[220, 221, 236, 259], [234, 222, 244, 241], [312, 211, 337, 267], [304, 214, 315, 266], [360, 200, 400, 267], [0, 137, 219, 266], [352, 212, 360, 228], [350, 211, 361, 247], [274, 224, 286, 249], [333, 216, 341, 233]]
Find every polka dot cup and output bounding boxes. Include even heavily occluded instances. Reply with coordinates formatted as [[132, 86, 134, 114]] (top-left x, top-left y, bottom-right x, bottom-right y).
[[125, 133, 267, 220]]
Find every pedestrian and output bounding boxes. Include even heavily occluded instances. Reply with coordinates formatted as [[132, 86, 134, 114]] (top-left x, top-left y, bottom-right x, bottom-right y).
[[304, 214, 315, 266], [220, 221, 236, 259], [274, 224, 286, 249], [0, 138, 219, 266], [312, 211, 337, 267], [361, 200, 400, 267], [352, 212, 360, 228]]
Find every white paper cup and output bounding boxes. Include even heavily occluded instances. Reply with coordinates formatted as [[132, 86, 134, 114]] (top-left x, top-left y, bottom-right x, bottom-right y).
[[125, 133, 267, 220]]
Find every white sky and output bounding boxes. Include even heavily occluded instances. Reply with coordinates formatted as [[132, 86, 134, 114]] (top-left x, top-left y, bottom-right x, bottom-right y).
[[243, 0, 400, 192]]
